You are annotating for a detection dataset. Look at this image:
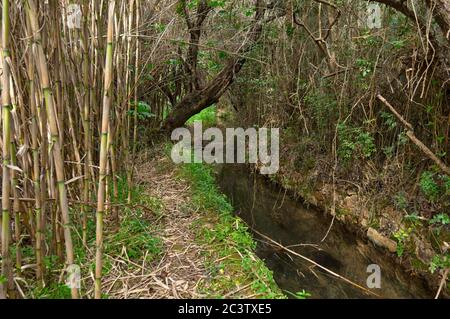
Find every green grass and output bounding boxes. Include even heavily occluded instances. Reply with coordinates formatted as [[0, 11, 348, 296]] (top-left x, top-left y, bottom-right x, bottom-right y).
[[104, 216, 163, 261], [101, 177, 164, 273], [179, 161, 285, 299]]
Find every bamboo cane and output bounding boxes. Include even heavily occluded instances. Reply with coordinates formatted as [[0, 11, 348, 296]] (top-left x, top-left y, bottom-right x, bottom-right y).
[[27, 46, 44, 285], [129, 0, 140, 203], [81, 0, 91, 246], [95, 1, 115, 299], [1, 0, 13, 299], [26, 0, 79, 299]]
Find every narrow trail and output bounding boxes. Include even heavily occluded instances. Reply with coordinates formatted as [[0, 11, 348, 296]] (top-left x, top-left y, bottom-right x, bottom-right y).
[[98, 153, 209, 299], [131, 156, 208, 298]]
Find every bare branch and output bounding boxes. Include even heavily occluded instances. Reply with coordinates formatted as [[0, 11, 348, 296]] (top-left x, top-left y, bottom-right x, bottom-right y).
[[377, 94, 450, 176]]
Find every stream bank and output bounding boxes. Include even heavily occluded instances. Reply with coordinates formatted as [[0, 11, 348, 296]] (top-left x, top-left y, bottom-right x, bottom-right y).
[[213, 107, 448, 298], [216, 164, 437, 298]]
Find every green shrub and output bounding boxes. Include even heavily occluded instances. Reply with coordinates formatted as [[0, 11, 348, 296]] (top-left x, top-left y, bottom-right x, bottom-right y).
[[337, 123, 376, 161], [420, 171, 440, 202], [186, 105, 217, 127]]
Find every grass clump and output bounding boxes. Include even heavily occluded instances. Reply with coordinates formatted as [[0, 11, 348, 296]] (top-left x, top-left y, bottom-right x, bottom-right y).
[[104, 215, 163, 261], [33, 283, 72, 299]]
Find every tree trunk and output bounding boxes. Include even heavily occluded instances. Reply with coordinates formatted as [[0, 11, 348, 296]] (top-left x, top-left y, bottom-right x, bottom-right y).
[[426, 0, 450, 42], [161, 59, 246, 130], [161, 0, 266, 131]]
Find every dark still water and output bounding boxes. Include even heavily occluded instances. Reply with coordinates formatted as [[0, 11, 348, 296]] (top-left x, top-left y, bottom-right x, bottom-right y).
[[216, 164, 434, 299]]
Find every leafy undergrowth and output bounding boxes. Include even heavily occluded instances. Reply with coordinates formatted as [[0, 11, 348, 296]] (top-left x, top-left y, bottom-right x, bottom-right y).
[[179, 161, 285, 299]]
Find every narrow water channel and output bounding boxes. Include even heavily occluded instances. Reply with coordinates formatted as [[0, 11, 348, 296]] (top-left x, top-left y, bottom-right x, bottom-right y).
[[216, 164, 434, 299]]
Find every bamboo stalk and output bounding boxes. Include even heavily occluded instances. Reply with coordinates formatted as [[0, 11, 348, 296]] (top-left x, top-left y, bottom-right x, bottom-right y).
[[81, 0, 91, 246], [124, 0, 135, 203], [95, 1, 115, 299], [26, 0, 79, 299], [11, 140, 21, 275], [129, 0, 140, 203], [27, 43, 44, 285], [8, 49, 25, 282], [1, 0, 13, 299], [109, 124, 119, 229]]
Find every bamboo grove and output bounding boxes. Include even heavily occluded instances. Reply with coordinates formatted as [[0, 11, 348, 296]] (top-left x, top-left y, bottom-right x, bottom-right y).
[[0, 0, 144, 299]]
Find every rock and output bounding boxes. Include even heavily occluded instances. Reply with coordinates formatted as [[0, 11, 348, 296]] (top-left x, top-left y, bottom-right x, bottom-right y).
[[360, 208, 370, 227], [367, 227, 397, 253], [343, 195, 359, 213], [414, 236, 434, 264], [341, 195, 371, 227]]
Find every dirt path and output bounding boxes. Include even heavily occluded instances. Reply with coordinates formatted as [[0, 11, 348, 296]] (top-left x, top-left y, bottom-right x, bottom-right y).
[[101, 153, 209, 298], [135, 157, 209, 298]]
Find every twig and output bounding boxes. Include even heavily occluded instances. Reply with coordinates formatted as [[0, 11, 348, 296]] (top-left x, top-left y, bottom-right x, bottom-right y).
[[377, 94, 450, 175], [435, 269, 449, 299]]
